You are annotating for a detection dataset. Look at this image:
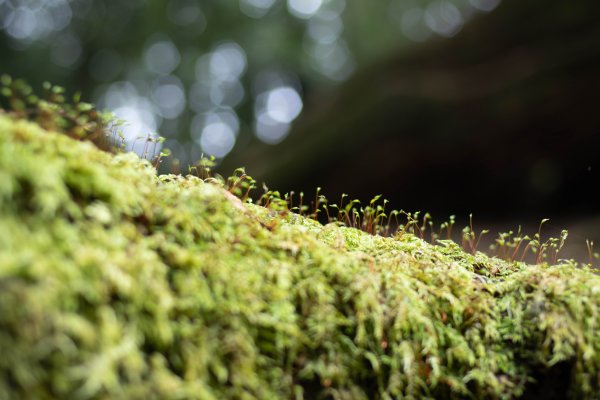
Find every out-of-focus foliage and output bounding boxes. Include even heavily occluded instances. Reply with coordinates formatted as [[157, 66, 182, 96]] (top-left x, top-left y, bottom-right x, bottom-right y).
[[0, 0, 497, 166], [2, 106, 600, 399], [220, 0, 600, 219]]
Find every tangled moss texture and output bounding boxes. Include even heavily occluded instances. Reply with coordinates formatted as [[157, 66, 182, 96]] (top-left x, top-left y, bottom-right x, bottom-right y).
[[1, 113, 599, 399]]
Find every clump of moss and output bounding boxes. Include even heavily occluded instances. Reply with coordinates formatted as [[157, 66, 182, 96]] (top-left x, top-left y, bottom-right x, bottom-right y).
[[1, 113, 600, 400]]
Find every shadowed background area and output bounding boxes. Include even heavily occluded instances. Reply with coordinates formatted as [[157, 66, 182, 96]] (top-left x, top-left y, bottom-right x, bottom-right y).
[[1, 0, 599, 261]]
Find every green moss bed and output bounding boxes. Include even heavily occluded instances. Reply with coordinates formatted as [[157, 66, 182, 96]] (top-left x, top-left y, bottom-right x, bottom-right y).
[[1, 113, 599, 399]]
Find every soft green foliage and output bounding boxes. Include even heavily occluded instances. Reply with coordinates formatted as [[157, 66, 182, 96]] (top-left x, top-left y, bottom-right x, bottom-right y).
[[0, 76, 120, 153], [1, 114, 600, 399]]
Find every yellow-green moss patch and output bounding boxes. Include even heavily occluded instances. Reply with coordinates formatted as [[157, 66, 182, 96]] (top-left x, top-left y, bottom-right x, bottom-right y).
[[1, 114, 599, 399]]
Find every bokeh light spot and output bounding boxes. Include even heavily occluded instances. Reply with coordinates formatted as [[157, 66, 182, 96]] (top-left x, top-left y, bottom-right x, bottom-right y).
[[209, 42, 247, 82], [199, 122, 237, 158], [399, 8, 432, 42], [288, 0, 323, 19], [99, 82, 161, 157], [425, 1, 464, 38], [255, 112, 291, 144], [144, 39, 181, 75], [318, 0, 346, 19], [208, 80, 245, 107], [113, 105, 157, 141], [253, 84, 302, 144], [265, 86, 303, 123], [307, 16, 343, 44], [240, 0, 277, 18], [191, 109, 240, 158], [151, 77, 186, 119], [3, 7, 37, 40], [1, 0, 72, 42]]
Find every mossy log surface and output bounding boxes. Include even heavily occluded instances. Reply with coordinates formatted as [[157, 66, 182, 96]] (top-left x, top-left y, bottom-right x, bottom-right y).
[[1, 114, 599, 399]]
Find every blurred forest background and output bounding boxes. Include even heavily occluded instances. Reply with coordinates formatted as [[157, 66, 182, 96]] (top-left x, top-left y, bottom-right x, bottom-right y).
[[1, 0, 599, 260]]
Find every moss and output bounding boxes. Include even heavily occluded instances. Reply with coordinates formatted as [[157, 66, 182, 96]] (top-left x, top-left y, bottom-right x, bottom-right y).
[[1, 113, 600, 399]]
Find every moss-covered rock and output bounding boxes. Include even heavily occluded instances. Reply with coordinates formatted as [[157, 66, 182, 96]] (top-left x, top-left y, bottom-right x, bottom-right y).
[[1, 113, 599, 399]]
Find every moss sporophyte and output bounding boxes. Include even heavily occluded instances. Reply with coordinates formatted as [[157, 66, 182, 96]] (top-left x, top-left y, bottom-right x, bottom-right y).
[[1, 79, 600, 399]]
